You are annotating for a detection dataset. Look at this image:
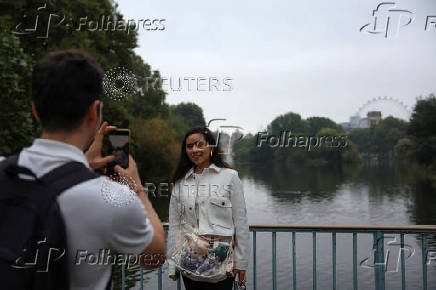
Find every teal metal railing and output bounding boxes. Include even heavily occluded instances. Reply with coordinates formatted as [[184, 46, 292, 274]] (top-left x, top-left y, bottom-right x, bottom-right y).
[[120, 224, 436, 290]]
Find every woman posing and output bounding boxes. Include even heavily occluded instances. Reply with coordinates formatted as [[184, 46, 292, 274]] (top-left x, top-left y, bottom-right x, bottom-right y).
[[167, 127, 250, 290]]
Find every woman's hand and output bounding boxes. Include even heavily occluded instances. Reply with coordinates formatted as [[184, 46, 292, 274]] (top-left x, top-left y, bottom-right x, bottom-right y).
[[232, 269, 247, 286], [169, 275, 179, 281], [85, 121, 117, 170]]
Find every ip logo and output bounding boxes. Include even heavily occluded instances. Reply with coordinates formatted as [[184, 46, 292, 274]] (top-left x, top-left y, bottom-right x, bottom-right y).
[[207, 119, 245, 155], [360, 2, 414, 38], [360, 236, 415, 272]]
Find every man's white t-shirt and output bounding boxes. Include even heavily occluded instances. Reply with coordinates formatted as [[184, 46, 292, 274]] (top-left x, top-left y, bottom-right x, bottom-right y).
[[17, 139, 154, 290]]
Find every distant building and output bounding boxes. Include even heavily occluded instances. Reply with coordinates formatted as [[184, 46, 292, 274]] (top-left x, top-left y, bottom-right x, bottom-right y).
[[358, 118, 370, 128], [341, 111, 382, 130], [340, 122, 351, 131], [350, 115, 361, 128], [367, 111, 382, 127]]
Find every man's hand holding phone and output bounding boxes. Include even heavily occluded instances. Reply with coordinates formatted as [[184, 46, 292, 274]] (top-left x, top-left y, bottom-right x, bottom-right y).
[[105, 128, 130, 175], [85, 121, 117, 170], [113, 155, 144, 196]]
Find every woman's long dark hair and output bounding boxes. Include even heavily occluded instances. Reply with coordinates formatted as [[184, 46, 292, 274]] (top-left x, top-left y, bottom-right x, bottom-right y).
[[170, 127, 231, 184]]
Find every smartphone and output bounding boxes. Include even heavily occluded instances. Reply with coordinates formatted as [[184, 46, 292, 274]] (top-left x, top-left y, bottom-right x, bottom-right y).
[[105, 129, 130, 175]]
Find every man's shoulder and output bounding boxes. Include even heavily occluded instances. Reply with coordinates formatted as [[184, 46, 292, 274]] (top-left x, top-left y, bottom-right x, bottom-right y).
[[59, 176, 144, 213]]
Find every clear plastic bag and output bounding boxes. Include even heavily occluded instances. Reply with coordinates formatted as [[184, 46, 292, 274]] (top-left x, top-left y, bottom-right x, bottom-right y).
[[171, 232, 234, 282]]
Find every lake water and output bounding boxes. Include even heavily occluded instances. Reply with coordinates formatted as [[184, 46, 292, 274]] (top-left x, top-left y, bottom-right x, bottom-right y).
[[117, 162, 436, 290]]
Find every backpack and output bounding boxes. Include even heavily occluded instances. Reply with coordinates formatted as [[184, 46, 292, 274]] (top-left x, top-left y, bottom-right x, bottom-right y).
[[0, 155, 99, 290]]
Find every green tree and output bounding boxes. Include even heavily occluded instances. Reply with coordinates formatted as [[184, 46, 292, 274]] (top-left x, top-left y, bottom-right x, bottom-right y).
[[307, 116, 341, 135], [373, 117, 407, 156], [132, 117, 180, 184], [268, 112, 308, 135], [168, 102, 206, 140], [131, 56, 168, 120], [349, 127, 374, 153], [170, 102, 205, 128], [407, 94, 436, 167], [233, 112, 361, 168], [394, 137, 415, 161], [0, 26, 34, 155]]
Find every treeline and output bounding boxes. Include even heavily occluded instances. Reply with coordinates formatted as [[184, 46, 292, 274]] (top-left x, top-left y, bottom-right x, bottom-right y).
[[233, 113, 362, 168], [393, 95, 436, 172], [348, 94, 436, 168], [0, 0, 205, 183], [233, 94, 436, 187], [348, 117, 408, 158], [349, 94, 436, 187]]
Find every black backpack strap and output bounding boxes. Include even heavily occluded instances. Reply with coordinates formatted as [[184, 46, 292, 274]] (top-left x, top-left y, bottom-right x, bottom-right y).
[[36, 162, 100, 213], [2, 155, 38, 180], [1, 155, 100, 213], [0, 155, 40, 202], [0, 154, 18, 168], [40, 161, 99, 192]]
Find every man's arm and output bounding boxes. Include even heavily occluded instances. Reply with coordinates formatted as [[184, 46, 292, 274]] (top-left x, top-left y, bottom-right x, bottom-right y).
[[114, 156, 166, 270], [85, 122, 166, 269]]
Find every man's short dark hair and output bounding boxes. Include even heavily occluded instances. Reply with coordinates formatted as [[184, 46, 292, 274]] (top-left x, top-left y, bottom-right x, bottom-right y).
[[32, 49, 104, 132]]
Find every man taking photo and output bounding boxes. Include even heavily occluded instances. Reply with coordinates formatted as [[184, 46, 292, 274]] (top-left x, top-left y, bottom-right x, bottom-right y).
[[0, 49, 165, 289]]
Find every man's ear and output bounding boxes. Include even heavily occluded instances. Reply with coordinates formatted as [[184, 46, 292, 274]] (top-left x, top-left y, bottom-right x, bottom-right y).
[[85, 100, 101, 127], [31, 102, 40, 122]]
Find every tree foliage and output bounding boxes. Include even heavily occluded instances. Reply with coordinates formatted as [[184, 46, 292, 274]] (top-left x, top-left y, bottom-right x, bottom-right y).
[[348, 116, 407, 156], [168, 102, 206, 139], [0, 23, 34, 155], [407, 94, 436, 168], [233, 112, 360, 167], [0, 0, 201, 182], [170, 102, 206, 127], [132, 117, 180, 183]]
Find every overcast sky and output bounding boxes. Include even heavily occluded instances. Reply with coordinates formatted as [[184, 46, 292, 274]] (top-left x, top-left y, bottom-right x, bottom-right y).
[[116, 0, 436, 133]]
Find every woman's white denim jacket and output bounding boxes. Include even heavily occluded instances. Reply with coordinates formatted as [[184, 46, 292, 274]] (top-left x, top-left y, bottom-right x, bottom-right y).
[[167, 163, 250, 276]]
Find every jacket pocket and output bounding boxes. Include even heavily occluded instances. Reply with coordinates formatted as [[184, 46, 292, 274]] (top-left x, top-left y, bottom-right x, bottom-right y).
[[208, 197, 233, 229]]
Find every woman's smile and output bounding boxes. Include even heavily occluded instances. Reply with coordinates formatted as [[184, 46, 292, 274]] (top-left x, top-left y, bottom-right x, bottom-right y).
[[185, 133, 212, 168]]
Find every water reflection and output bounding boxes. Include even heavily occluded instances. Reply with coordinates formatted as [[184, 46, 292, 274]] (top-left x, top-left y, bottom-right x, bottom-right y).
[[236, 161, 435, 226]]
